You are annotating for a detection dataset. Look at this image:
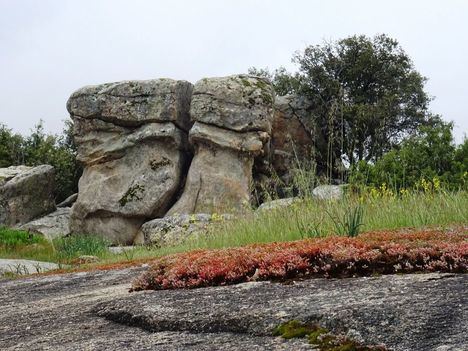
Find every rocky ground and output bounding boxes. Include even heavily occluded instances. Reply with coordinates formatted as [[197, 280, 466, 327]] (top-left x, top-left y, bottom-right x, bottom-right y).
[[0, 268, 466, 350]]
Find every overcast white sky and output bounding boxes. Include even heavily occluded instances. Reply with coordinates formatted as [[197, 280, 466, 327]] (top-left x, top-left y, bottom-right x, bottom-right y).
[[1, 0, 467, 142]]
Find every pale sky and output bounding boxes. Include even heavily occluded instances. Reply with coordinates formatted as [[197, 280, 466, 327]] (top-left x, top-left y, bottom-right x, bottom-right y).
[[1, 0, 467, 142]]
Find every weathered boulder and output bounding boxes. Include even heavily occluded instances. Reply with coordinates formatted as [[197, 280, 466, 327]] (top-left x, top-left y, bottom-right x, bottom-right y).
[[19, 207, 71, 241], [190, 75, 275, 133], [67, 79, 193, 131], [67, 79, 193, 244], [135, 213, 231, 246], [167, 75, 274, 215], [0, 165, 55, 226]]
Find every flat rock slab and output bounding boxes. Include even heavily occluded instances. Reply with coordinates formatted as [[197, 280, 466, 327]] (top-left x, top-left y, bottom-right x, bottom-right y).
[[0, 269, 466, 351], [0, 259, 60, 276]]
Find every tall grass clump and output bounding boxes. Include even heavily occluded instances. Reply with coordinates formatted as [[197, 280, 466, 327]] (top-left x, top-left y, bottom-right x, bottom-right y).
[[53, 235, 110, 262], [0, 227, 45, 249]]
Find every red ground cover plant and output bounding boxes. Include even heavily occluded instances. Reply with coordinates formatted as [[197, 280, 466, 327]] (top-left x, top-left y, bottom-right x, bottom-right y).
[[131, 227, 468, 291]]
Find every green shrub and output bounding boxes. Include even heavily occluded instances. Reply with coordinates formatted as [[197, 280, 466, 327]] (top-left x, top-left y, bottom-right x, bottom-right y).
[[349, 121, 467, 191]]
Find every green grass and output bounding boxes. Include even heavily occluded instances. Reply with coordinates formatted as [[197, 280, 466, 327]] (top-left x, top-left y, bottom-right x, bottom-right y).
[[0, 227, 46, 248], [183, 190, 468, 251], [1, 190, 467, 268]]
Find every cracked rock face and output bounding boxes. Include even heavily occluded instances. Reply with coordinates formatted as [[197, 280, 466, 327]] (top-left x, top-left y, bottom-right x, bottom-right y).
[[0, 165, 55, 226], [67, 79, 193, 244], [167, 75, 274, 215]]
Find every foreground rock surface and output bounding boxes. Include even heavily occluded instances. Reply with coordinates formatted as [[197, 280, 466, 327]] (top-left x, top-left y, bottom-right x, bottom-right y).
[[0, 165, 55, 226], [0, 269, 465, 350]]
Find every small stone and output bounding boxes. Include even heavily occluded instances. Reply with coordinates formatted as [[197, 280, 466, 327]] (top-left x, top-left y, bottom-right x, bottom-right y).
[[312, 185, 345, 201], [75, 255, 100, 264]]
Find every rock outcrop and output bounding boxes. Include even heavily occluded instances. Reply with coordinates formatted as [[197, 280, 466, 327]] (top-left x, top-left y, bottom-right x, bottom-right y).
[[67, 79, 193, 244], [0, 269, 466, 350], [63, 75, 321, 244], [167, 75, 274, 215], [0, 165, 55, 226]]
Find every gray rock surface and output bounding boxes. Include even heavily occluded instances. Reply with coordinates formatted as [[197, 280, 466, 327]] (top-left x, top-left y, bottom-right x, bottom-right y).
[[0, 269, 465, 350], [190, 75, 275, 133], [311, 184, 344, 201], [135, 213, 231, 246], [0, 259, 60, 276], [56, 193, 78, 208], [19, 207, 71, 240], [0, 165, 55, 226], [167, 75, 274, 215], [67, 79, 193, 244], [67, 79, 193, 131]]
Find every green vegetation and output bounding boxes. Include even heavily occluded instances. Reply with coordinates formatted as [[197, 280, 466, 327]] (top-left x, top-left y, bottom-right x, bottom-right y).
[[273, 320, 319, 339], [53, 235, 109, 262], [349, 121, 467, 190], [0, 188, 466, 275], [250, 34, 432, 179], [0, 229, 108, 265], [0, 227, 46, 249], [273, 320, 386, 350], [189, 190, 466, 250], [0, 120, 81, 202]]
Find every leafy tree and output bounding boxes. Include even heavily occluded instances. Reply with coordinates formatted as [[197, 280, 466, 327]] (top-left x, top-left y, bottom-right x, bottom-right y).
[[250, 34, 431, 177], [0, 124, 25, 167]]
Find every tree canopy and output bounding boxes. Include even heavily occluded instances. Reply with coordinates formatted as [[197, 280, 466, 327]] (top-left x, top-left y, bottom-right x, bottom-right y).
[[250, 34, 433, 178]]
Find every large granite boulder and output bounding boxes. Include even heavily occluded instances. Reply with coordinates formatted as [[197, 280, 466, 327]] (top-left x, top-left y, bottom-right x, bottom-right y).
[[0, 165, 55, 226], [167, 75, 274, 215], [67, 79, 193, 244]]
